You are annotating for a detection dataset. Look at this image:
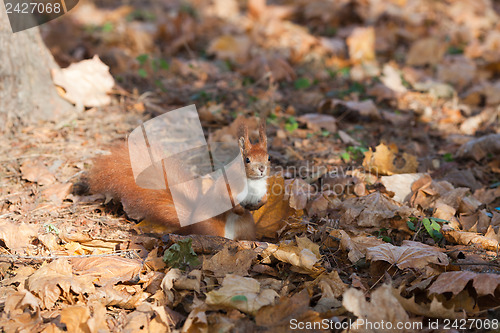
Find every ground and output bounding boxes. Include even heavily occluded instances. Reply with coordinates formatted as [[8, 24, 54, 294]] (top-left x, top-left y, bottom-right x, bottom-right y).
[[1, 0, 500, 332]]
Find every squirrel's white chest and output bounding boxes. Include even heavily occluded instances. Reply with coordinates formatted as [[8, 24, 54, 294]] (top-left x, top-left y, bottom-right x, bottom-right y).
[[239, 177, 268, 206]]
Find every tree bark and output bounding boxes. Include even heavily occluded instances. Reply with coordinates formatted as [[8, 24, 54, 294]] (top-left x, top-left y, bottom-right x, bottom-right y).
[[0, 1, 73, 134]]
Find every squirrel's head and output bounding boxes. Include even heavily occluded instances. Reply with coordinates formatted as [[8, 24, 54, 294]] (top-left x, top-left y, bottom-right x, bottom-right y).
[[238, 122, 270, 180]]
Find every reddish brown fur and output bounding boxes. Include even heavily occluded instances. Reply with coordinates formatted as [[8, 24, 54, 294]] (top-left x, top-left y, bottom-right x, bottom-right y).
[[88, 124, 267, 240]]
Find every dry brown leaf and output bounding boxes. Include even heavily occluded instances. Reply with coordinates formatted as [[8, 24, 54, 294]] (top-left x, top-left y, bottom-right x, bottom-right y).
[[202, 246, 257, 277], [343, 284, 413, 332], [1, 290, 42, 332], [340, 192, 414, 228], [380, 64, 407, 93], [240, 54, 296, 81], [392, 291, 461, 319], [366, 240, 449, 270], [0, 221, 38, 254], [52, 55, 115, 109], [253, 175, 302, 238], [123, 303, 177, 332], [182, 308, 208, 333], [255, 289, 321, 330], [406, 37, 446, 66], [59, 306, 91, 333], [162, 269, 201, 293], [456, 133, 500, 161], [331, 230, 384, 264], [347, 27, 375, 63], [207, 35, 251, 63], [205, 274, 279, 314], [306, 271, 347, 313], [42, 182, 73, 205], [429, 271, 500, 297], [92, 285, 148, 309], [20, 160, 56, 186], [345, 100, 380, 119], [380, 173, 426, 203], [442, 225, 499, 251], [272, 236, 323, 276], [297, 113, 337, 133], [27, 259, 95, 309], [363, 143, 418, 176], [437, 56, 476, 90], [71, 256, 142, 286], [284, 178, 314, 211]]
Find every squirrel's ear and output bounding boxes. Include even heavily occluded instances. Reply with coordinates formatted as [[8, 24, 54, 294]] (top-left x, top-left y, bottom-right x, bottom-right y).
[[259, 121, 267, 147], [238, 137, 247, 152], [238, 124, 250, 147]]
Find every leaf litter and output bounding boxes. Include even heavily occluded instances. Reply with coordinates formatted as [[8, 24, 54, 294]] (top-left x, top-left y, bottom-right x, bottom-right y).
[[1, 0, 500, 331]]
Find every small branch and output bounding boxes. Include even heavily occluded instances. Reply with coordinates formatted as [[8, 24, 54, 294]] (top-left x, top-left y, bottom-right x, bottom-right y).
[[0, 250, 140, 261], [161, 234, 278, 254]]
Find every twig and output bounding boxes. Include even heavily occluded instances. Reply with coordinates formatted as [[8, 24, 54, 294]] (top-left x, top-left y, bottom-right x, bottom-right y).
[[0, 250, 140, 261], [162, 234, 278, 254]]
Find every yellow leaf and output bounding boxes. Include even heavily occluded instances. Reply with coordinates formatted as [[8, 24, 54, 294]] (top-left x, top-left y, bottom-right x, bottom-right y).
[[363, 143, 418, 176], [252, 175, 303, 239]]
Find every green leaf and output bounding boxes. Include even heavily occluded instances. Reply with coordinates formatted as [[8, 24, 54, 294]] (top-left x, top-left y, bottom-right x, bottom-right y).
[[137, 68, 148, 78], [136, 54, 149, 66], [285, 117, 298, 132], [163, 238, 200, 270], [422, 218, 433, 235], [44, 224, 59, 235], [231, 295, 248, 303], [406, 220, 416, 231], [443, 153, 454, 162], [341, 152, 351, 163], [294, 77, 311, 90], [321, 130, 330, 137], [158, 59, 170, 70], [101, 22, 113, 33], [422, 218, 443, 241]]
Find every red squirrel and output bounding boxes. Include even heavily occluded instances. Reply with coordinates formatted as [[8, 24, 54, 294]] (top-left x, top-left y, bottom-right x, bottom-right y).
[[87, 122, 270, 240]]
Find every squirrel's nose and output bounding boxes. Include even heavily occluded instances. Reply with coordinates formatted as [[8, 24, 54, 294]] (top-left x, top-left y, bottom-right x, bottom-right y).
[[259, 165, 266, 173]]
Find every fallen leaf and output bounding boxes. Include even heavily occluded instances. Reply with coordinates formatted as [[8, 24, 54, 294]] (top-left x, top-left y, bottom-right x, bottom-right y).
[[406, 37, 446, 66], [272, 236, 323, 275], [429, 271, 500, 297], [340, 192, 415, 228], [347, 27, 376, 63], [442, 225, 499, 251], [161, 268, 201, 293], [456, 133, 500, 161], [253, 175, 302, 239], [381, 173, 426, 203], [207, 35, 251, 63], [363, 143, 418, 175], [297, 114, 337, 133], [380, 64, 407, 93], [71, 256, 142, 286], [27, 259, 95, 309], [52, 55, 115, 109], [240, 54, 296, 81], [202, 246, 257, 277], [0, 221, 38, 254], [59, 306, 91, 333], [255, 289, 321, 329], [343, 284, 413, 332], [20, 160, 56, 186], [205, 274, 279, 314], [42, 182, 73, 205], [285, 178, 314, 210], [366, 240, 449, 270]]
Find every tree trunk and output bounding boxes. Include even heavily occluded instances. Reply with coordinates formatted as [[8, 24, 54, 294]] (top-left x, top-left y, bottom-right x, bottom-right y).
[[0, 1, 73, 134]]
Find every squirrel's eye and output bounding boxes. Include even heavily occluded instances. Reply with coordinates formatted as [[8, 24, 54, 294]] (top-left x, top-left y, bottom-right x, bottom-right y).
[[245, 157, 250, 163], [268, 156, 271, 161]]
